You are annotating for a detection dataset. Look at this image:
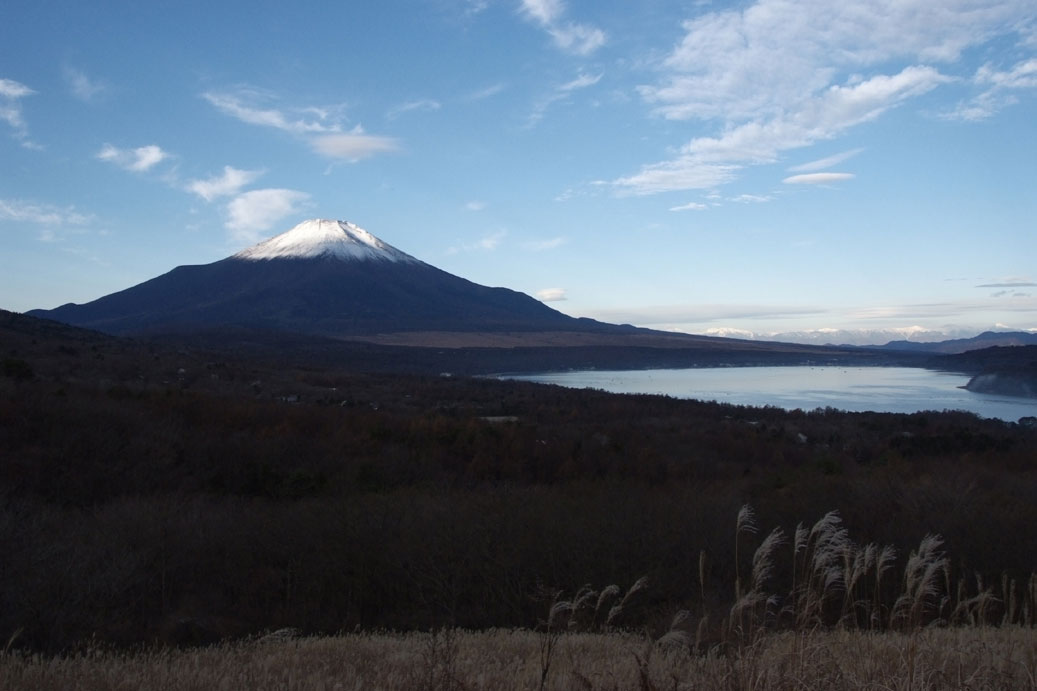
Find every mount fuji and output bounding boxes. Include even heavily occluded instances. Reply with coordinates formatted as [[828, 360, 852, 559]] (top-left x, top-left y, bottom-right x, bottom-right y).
[[28, 219, 620, 340]]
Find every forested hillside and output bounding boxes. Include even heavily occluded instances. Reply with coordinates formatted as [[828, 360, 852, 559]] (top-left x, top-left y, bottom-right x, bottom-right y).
[[2, 311, 1035, 651]]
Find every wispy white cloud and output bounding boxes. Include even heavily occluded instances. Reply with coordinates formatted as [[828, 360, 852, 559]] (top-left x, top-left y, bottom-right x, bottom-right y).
[[614, 161, 739, 195], [788, 148, 864, 172], [225, 188, 311, 244], [97, 143, 172, 172], [464, 201, 487, 211], [617, 66, 947, 194], [0, 199, 93, 226], [519, 0, 606, 55], [669, 201, 708, 211], [783, 172, 855, 184], [204, 89, 400, 163], [0, 198, 97, 247], [477, 229, 506, 250], [63, 67, 106, 102], [976, 279, 1037, 288], [523, 236, 566, 250], [849, 296, 1037, 320], [536, 287, 567, 301], [463, 0, 490, 16], [387, 99, 441, 119], [0, 77, 38, 147], [520, 0, 561, 25], [203, 89, 345, 134], [468, 83, 506, 100], [55, 243, 108, 266], [548, 23, 607, 56], [940, 90, 1012, 122], [642, 1, 1023, 122], [446, 229, 507, 254], [941, 57, 1037, 121], [558, 72, 602, 92], [0, 79, 34, 100], [187, 166, 264, 201], [615, 0, 1032, 194], [528, 71, 604, 126], [584, 303, 828, 326], [311, 127, 401, 161], [976, 57, 1037, 89], [730, 194, 773, 203]]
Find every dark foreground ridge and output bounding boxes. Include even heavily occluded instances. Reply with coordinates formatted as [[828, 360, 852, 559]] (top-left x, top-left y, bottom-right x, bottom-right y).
[[2, 309, 1035, 651], [139, 324, 933, 375]]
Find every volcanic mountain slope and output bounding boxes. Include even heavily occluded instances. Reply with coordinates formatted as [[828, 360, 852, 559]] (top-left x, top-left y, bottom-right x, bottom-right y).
[[28, 219, 620, 339]]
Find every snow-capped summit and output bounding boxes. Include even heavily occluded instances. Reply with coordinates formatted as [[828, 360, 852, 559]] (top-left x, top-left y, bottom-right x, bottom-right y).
[[233, 219, 418, 263]]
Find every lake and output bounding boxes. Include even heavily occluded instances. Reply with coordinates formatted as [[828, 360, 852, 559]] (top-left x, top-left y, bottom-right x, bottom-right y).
[[505, 366, 1037, 422]]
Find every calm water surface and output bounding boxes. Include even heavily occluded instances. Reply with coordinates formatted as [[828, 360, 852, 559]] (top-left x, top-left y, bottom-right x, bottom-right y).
[[506, 367, 1036, 422]]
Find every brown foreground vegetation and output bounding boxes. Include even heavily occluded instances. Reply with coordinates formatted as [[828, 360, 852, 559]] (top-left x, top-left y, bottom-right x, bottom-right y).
[[2, 627, 1035, 690]]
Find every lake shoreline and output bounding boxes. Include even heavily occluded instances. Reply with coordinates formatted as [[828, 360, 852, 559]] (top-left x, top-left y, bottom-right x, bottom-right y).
[[503, 365, 1036, 422]]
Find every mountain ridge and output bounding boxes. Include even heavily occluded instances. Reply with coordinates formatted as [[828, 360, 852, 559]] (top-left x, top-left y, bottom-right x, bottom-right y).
[[868, 330, 1037, 354], [27, 219, 624, 339]]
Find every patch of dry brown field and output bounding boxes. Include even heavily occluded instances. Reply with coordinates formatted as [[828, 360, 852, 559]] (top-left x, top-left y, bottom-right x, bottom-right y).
[[2, 627, 1034, 690]]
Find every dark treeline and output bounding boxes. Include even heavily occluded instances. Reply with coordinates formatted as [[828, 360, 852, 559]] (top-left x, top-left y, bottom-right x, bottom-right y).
[[1, 314, 1035, 651]]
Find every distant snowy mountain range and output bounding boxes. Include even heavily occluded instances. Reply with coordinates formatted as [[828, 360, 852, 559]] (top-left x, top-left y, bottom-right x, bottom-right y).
[[705, 326, 1037, 351]]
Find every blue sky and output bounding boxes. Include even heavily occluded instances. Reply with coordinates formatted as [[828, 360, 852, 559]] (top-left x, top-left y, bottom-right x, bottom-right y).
[[2, 0, 1035, 344]]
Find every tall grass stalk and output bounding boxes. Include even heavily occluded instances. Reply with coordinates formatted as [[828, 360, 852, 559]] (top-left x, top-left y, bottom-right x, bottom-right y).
[[734, 504, 757, 603], [723, 506, 1033, 642]]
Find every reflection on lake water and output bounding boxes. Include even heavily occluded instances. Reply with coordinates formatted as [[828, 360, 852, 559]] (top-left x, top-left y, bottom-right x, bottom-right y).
[[505, 366, 1037, 422]]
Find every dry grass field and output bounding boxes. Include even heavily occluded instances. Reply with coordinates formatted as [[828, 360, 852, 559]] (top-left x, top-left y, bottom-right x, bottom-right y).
[[2, 627, 1035, 690]]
